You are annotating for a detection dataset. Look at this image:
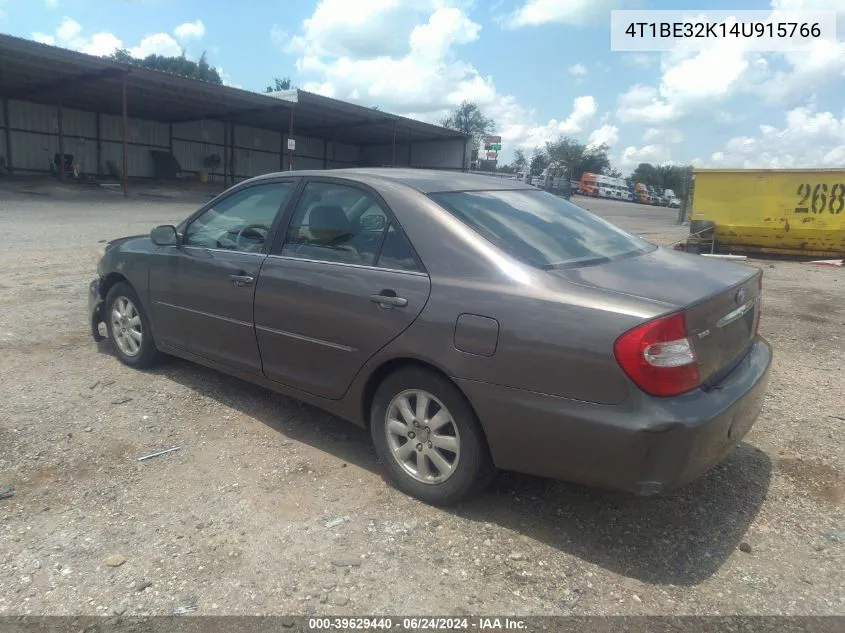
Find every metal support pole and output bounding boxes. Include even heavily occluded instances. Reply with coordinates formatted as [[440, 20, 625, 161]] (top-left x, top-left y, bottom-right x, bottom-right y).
[[323, 138, 328, 169], [168, 124, 173, 154], [223, 122, 229, 184], [121, 73, 128, 197], [2, 97, 12, 173], [391, 120, 396, 167], [95, 112, 102, 178], [57, 99, 65, 181], [279, 132, 284, 172], [288, 107, 294, 172], [229, 122, 235, 185], [462, 139, 469, 172]]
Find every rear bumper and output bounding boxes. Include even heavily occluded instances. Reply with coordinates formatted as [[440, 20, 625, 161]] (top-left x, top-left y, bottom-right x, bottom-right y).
[[88, 277, 106, 341], [456, 337, 772, 495]]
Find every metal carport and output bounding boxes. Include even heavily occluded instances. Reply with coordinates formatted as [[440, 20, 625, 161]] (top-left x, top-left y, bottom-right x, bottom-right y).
[[0, 33, 470, 196]]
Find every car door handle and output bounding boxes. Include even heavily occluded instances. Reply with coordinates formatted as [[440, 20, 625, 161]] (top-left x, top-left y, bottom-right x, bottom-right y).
[[370, 293, 408, 308], [229, 274, 254, 287]]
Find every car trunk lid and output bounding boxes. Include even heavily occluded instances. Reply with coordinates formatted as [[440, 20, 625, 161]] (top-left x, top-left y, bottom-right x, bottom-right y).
[[550, 247, 762, 387]]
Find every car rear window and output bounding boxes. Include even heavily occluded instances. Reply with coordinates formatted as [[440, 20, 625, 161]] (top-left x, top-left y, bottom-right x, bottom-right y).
[[430, 189, 656, 269]]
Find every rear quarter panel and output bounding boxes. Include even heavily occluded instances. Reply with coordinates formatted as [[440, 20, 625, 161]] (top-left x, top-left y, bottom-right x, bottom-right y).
[[375, 276, 668, 405]]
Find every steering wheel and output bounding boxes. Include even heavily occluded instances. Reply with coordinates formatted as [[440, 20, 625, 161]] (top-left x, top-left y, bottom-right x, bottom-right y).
[[235, 224, 270, 251]]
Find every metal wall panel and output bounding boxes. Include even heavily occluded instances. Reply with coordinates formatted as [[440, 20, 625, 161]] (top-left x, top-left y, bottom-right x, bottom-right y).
[[285, 134, 324, 160], [411, 139, 467, 169], [291, 156, 324, 171], [332, 141, 361, 164], [62, 107, 97, 138], [9, 100, 58, 132], [0, 99, 4, 127], [172, 139, 227, 173], [235, 125, 281, 153], [0, 129, 5, 165], [173, 120, 225, 145], [361, 144, 395, 167], [100, 114, 169, 147], [8, 130, 57, 171], [233, 147, 280, 178], [100, 140, 156, 178]]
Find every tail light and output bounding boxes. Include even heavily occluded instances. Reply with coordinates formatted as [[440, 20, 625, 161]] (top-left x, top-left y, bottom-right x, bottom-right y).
[[614, 312, 700, 397]]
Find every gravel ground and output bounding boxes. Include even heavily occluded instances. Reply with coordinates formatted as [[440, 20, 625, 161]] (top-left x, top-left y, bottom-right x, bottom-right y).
[[0, 183, 843, 617]]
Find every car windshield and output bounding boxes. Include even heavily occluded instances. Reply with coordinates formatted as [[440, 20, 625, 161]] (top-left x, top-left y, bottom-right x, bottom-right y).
[[430, 189, 656, 269]]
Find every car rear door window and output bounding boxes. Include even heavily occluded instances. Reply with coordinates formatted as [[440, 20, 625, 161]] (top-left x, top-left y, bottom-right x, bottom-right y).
[[281, 182, 390, 266], [184, 182, 295, 253], [376, 224, 421, 272]]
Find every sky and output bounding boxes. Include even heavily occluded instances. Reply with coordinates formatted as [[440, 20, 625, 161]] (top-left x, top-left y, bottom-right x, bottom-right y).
[[1, 0, 844, 172]]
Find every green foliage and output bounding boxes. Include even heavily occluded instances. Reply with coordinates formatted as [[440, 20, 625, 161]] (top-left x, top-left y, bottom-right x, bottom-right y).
[[630, 162, 693, 197], [513, 135, 611, 178], [109, 49, 223, 84], [265, 76, 292, 92], [440, 101, 496, 151], [512, 148, 527, 172]]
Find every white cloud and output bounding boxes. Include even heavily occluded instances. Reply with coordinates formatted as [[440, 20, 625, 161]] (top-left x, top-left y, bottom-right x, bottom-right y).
[[623, 53, 655, 69], [174, 20, 205, 41], [288, 0, 443, 58], [616, 1, 845, 126], [130, 33, 182, 58], [642, 128, 683, 144], [290, 1, 600, 155], [30, 17, 191, 59], [587, 124, 619, 148], [507, 0, 627, 28], [707, 105, 845, 168], [31, 17, 123, 56], [45, 0, 59, 9], [0, 0, 6, 20], [618, 144, 671, 171], [568, 63, 587, 78]]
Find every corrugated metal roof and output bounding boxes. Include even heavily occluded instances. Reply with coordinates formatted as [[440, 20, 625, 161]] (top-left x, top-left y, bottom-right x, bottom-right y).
[[0, 33, 469, 147]]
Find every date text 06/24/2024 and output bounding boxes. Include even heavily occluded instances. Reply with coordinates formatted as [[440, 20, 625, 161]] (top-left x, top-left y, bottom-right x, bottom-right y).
[[307, 617, 528, 630], [610, 9, 837, 52]]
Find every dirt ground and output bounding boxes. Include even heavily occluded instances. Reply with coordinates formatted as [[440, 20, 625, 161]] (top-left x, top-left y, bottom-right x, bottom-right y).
[[0, 182, 843, 617]]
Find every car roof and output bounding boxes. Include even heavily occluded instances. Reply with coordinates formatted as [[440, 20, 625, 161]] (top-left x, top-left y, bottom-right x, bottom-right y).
[[250, 168, 537, 194]]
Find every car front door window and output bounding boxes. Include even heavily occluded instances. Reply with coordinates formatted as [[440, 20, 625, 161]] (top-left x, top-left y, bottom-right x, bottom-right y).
[[184, 183, 295, 253]]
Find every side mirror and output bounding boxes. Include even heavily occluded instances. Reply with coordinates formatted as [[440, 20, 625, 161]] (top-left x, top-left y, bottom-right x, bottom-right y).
[[150, 225, 179, 246]]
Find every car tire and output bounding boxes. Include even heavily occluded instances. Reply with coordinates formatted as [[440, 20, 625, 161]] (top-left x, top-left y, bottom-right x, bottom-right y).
[[104, 282, 161, 369], [370, 367, 495, 506]]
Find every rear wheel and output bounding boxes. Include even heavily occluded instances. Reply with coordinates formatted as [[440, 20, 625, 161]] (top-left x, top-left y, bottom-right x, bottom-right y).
[[105, 282, 161, 369], [370, 367, 494, 506]]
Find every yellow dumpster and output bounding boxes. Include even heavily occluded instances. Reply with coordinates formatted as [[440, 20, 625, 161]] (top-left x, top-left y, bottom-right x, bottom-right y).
[[690, 168, 845, 257]]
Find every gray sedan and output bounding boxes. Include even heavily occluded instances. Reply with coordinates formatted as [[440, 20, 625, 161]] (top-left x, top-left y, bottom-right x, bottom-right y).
[[89, 169, 772, 505]]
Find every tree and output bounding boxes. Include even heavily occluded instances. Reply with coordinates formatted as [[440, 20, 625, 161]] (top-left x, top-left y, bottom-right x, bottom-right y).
[[108, 49, 222, 84], [529, 147, 549, 176], [512, 148, 527, 173], [440, 101, 496, 156], [265, 76, 292, 92], [628, 162, 693, 198], [603, 167, 623, 178], [544, 135, 611, 179]]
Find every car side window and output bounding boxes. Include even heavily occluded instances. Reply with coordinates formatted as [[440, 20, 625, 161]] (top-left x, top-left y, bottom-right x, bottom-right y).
[[281, 182, 390, 266], [183, 182, 295, 253], [376, 224, 421, 272]]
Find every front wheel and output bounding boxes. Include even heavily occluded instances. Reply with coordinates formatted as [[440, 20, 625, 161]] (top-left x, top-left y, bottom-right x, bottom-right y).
[[370, 367, 494, 506], [104, 282, 161, 369]]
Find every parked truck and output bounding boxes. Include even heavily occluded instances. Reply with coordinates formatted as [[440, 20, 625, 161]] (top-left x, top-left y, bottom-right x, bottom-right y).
[[688, 168, 845, 257]]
